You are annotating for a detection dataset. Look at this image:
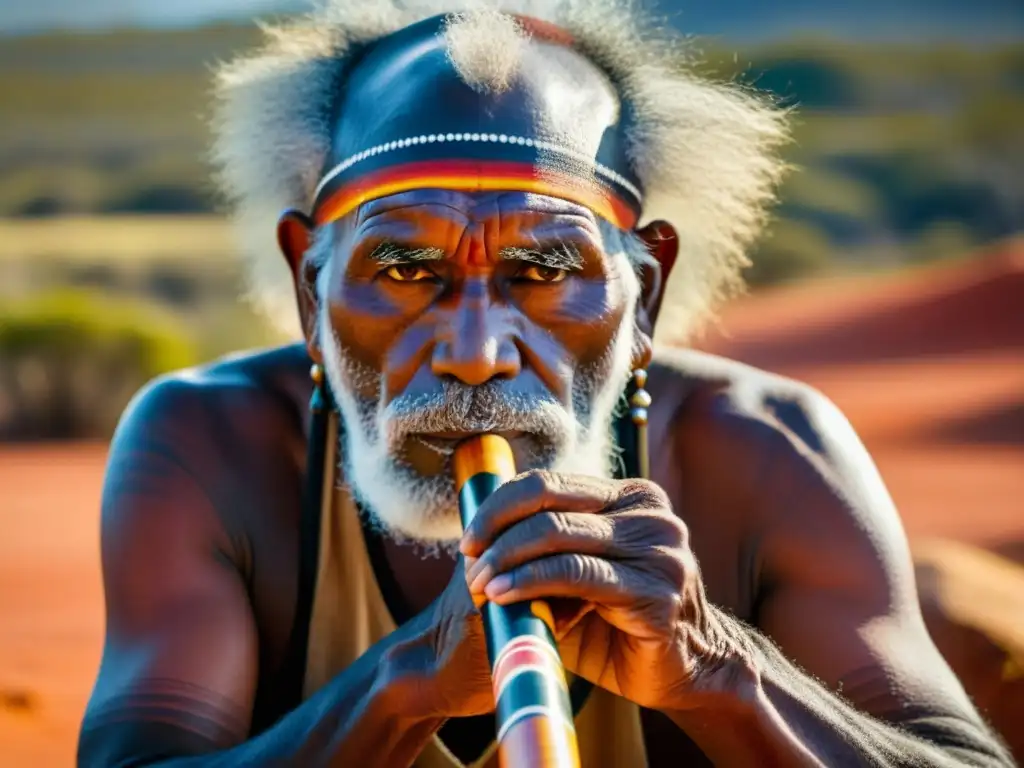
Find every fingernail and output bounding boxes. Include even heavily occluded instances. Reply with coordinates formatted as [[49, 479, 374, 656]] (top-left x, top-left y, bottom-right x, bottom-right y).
[[468, 562, 494, 595], [459, 535, 474, 556], [485, 574, 513, 599]]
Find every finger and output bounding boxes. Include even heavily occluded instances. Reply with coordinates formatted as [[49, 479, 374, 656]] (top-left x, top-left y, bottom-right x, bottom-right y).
[[461, 470, 618, 557], [483, 553, 633, 607], [612, 508, 690, 555], [461, 556, 489, 608], [466, 512, 616, 594]]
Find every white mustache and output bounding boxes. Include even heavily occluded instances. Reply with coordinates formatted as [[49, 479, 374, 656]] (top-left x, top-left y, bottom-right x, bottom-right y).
[[380, 380, 575, 455]]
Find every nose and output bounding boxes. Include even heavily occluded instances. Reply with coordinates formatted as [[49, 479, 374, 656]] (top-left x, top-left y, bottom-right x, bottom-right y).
[[431, 279, 522, 386]]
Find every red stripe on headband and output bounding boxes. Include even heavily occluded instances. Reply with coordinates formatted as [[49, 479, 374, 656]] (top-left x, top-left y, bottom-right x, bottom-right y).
[[314, 159, 637, 229]]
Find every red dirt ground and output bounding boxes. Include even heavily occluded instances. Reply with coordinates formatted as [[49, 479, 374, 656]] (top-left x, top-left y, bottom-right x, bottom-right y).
[[694, 242, 1024, 546], [1, 245, 1022, 765]]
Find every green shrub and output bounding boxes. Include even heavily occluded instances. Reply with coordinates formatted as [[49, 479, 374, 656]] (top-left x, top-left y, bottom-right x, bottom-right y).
[[745, 219, 834, 287], [0, 289, 200, 440]]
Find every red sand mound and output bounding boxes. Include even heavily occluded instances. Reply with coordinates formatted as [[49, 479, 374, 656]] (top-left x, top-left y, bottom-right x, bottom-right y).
[[696, 241, 1024, 370]]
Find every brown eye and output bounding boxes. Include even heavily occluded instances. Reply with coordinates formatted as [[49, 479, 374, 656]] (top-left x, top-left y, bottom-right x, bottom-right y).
[[385, 264, 435, 282], [519, 264, 568, 283]]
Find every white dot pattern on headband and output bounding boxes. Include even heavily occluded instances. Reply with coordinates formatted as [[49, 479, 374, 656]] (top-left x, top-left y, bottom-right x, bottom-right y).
[[314, 133, 643, 203]]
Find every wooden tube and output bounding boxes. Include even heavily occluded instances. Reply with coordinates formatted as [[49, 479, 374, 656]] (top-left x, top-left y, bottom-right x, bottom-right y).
[[454, 435, 581, 768]]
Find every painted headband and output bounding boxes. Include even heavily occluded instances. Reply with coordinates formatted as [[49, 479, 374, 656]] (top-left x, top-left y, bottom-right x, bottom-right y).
[[311, 131, 645, 230]]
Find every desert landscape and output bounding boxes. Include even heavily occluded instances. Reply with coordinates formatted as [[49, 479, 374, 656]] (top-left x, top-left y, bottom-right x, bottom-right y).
[[1, 240, 1021, 765], [1, 2, 1022, 763]]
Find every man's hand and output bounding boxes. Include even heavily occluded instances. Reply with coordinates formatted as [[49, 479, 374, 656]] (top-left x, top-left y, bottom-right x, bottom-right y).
[[458, 470, 743, 712], [413, 555, 498, 719]]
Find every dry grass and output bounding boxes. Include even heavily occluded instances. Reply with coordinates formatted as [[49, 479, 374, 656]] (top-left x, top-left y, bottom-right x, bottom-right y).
[[0, 216, 283, 414], [0, 215, 234, 265]]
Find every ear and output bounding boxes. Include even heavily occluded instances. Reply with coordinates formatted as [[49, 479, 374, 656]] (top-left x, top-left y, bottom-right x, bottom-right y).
[[277, 209, 322, 359], [278, 208, 314, 277], [634, 219, 679, 335]]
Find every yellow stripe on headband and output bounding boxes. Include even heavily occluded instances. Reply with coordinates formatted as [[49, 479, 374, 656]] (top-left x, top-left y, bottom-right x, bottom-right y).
[[314, 171, 638, 230]]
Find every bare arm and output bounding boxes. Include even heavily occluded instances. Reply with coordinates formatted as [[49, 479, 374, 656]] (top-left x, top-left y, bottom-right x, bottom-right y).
[[667, 385, 1013, 766], [77, 376, 446, 767]]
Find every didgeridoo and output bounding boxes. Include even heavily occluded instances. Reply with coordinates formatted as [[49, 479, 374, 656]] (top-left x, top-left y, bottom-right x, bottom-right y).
[[453, 435, 581, 768]]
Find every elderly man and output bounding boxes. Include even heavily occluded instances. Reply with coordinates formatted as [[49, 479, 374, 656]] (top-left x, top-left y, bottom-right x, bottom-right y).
[[78, 2, 1012, 766]]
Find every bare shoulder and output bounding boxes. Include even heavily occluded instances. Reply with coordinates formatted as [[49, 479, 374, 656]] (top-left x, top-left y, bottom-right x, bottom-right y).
[[116, 341, 308, 424], [650, 347, 916, 607], [649, 346, 853, 475], [108, 343, 309, 466], [82, 347, 311, 761], [101, 343, 311, 559]]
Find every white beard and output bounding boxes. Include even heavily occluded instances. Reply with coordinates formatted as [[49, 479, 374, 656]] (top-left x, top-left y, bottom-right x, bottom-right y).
[[319, 305, 636, 551]]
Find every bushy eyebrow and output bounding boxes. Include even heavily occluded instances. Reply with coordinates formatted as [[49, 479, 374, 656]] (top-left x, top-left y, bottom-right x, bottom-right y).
[[367, 242, 446, 264], [499, 242, 584, 271], [366, 240, 584, 271]]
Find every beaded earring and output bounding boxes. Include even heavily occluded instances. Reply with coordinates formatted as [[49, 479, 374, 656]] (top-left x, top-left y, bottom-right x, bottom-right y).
[[629, 368, 652, 479]]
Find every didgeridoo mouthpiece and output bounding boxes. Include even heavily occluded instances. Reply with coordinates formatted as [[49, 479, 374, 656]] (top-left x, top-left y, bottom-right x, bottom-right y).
[[453, 434, 517, 493]]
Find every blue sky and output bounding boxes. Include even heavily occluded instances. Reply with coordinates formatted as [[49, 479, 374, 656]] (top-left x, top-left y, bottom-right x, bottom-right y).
[[2, 0, 1022, 42], [0, 0, 299, 33]]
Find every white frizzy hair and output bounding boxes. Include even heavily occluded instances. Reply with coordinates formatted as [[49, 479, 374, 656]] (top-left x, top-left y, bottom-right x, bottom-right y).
[[442, 9, 529, 94], [212, 0, 792, 343]]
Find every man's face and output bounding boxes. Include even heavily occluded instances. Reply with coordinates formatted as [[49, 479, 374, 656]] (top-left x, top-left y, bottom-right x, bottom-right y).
[[316, 188, 642, 546]]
